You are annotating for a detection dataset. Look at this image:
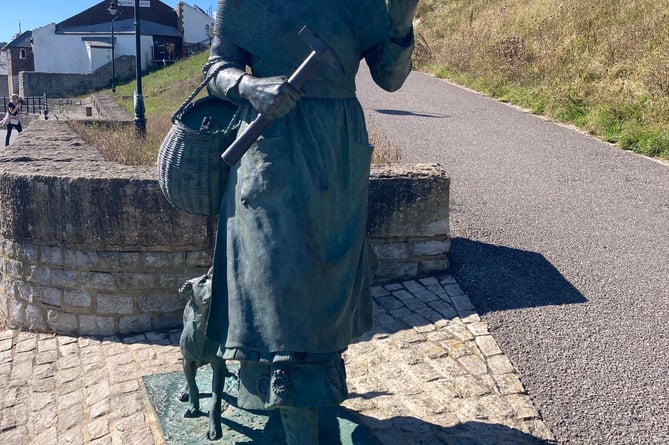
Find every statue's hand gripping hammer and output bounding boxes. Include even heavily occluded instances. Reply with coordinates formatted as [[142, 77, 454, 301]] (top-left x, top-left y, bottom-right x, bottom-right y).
[[221, 26, 344, 166]]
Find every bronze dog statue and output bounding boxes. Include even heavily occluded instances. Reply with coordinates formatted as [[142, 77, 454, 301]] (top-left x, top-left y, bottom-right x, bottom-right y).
[[177, 270, 229, 440]]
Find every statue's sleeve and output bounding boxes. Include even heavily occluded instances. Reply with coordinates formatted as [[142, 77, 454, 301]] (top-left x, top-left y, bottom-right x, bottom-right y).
[[203, 0, 252, 105], [363, 30, 415, 92]]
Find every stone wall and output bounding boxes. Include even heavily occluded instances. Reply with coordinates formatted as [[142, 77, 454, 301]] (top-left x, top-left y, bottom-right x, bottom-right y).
[[19, 56, 137, 98], [0, 120, 450, 335]]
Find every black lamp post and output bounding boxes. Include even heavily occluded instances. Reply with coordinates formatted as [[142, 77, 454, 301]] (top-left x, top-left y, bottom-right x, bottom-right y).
[[107, 1, 121, 93], [133, 0, 146, 137]]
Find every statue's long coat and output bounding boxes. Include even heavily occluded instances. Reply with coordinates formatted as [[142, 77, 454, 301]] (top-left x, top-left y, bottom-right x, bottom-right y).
[[206, 0, 414, 359]]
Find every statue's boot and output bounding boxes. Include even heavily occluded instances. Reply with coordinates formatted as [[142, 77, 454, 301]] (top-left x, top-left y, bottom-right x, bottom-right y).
[[279, 406, 319, 445]]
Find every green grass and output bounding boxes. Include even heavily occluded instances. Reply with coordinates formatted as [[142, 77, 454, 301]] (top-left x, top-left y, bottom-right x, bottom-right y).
[[85, 1, 669, 164], [70, 51, 210, 166], [113, 50, 210, 117], [414, 0, 669, 160]]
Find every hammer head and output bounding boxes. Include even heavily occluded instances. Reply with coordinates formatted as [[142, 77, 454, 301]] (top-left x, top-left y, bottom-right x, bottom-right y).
[[298, 26, 346, 76]]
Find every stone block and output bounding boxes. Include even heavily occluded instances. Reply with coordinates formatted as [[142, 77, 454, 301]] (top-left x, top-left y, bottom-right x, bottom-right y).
[[160, 272, 205, 291], [419, 258, 450, 275], [1, 277, 16, 298], [25, 304, 47, 331], [186, 251, 214, 267], [368, 164, 449, 238], [487, 354, 516, 375], [63, 290, 92, 308], [137, 293, 184, 313], [50, 269, 79, 288], [458, 354, 488, 376], [506, 394, 539, 420], [97, 294, 134, 315], [81, 272, 116, 291], [375, 295, 405, 311], [371, 241, 409, 261], [116, 252, 142, 270], [0, 291, 7, 319], [37, 286, 63, 308], [412, 239, 451, 257], [475, 335, 503, 357], [3, 259, 24, 279], [80, 313, 115, 339], [14, 243, 37, 262], [8, 299, 26, 327], [46, 309, 78, 335], [374, 261, 418, 283], [39, 246, 63, 266], [15, 280, 36, 303], [116, 273, 155, 290], [27, 265, 51, 286], [427, 299, 457, 319], [63, 249, 100, 269], [119, 315, 152, 335], [142, 252, 184, 269]]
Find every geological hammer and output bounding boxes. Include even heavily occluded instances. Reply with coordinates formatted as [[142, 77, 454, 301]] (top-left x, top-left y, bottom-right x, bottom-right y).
[[221, 26, 344, 166]]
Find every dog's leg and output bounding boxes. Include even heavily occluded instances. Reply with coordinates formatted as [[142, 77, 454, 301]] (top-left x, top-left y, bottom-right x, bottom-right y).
[[183, 360, 202, 417], [206, 360, 227, 440], [177, 381, 189, 402]]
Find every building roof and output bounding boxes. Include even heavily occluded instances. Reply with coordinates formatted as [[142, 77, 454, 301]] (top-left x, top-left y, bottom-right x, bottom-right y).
[[1, 31, 32, 51], [57, 1, 177, 29], [57, 19, 182, 38]]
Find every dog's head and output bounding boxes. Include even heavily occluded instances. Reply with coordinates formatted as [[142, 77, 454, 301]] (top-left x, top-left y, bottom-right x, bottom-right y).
[[179, 271, 213, 313]]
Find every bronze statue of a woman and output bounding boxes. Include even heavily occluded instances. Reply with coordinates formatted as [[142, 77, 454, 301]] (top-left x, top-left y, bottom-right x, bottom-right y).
[[204, 0, 418, 442]]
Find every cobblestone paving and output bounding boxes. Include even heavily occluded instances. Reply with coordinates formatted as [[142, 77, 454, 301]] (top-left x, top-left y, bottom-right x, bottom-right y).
[[0, 275, 556, 444]]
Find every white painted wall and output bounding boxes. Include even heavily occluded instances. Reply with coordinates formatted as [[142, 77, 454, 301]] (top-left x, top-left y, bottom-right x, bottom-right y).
[[32, 24, 85, 73], [89, 45, 111, 73], [33, 24, 153, 74], [179, 2, 214, 44]]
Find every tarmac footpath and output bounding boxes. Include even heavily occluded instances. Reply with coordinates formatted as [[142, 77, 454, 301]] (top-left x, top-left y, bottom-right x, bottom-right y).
[[0, 275, 556, 444]]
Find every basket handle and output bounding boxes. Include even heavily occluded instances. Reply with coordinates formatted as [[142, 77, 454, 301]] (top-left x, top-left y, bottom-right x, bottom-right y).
[[171, 61, 232, 122]]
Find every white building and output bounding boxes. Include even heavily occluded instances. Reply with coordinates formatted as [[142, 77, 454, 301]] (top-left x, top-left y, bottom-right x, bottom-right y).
[[30, 0, 212, 75]]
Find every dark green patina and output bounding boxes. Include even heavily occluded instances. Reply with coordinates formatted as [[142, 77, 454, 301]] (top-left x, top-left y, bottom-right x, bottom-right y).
[[173, 0, 418, 441], [143, 365, 379, 444]]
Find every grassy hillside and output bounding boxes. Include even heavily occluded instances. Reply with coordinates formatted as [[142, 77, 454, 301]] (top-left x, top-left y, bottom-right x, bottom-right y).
[[114, 51, 209, 117], [414, 0, 669, 159], [80, 2, 669, 164], [71, 51, 209, 166]]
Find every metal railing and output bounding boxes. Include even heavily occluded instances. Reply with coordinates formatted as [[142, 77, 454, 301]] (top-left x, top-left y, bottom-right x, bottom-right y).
[[2, 95, 46, 115], [1, 94, 54, 119]]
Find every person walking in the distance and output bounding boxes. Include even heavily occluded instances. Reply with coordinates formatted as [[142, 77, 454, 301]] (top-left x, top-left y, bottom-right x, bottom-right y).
[[1, 94, 23, 147], [203, 0, 419, 443]]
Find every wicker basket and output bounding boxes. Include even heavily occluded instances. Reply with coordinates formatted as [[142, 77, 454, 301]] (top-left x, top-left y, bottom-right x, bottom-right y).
[[157, 88, 239, 216]]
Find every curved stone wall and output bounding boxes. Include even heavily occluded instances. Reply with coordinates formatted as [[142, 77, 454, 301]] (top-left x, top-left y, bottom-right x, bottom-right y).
[[0, 120, 450, 335], [0, 120, 215, 335]]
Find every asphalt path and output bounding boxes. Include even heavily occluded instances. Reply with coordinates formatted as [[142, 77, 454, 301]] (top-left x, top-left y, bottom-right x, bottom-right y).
[[357, 66, 669, 445]]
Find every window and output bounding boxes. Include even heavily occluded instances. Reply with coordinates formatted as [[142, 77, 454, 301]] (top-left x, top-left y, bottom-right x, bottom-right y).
[[19, 49, 26, 60]]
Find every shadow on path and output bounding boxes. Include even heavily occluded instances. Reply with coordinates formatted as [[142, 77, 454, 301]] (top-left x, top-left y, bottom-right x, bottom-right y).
[[448, 238, 586, 313], [374, 108, 449, 118], [355, 411, 556, 444]]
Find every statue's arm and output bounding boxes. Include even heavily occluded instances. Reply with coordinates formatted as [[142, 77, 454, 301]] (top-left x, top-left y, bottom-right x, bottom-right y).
[[364, 0, 419, 92], [204, 35, 251, 106], [205, 35, 301, 119]]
